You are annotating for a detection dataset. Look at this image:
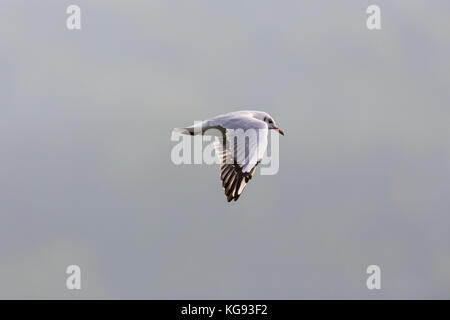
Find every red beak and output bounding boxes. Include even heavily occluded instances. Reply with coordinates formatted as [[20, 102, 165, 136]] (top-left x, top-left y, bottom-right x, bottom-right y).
[[275, 127, 285, 136]]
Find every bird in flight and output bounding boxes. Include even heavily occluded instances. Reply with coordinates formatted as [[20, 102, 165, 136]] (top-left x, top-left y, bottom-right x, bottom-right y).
[[173, 110, 284, 202]]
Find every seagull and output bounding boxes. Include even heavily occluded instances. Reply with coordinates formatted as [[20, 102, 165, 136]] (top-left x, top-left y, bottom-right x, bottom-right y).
[[173, 110, 284, 202]]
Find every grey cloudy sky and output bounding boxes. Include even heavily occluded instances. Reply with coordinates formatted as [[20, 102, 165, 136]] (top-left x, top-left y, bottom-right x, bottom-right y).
[[0, 1, 449, 298]]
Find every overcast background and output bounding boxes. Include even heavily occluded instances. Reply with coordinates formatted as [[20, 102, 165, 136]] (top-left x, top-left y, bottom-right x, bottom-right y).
[[0, 1, 449, 299]]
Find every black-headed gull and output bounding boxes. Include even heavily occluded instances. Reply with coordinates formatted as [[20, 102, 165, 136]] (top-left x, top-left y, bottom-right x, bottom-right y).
[[174, 110, 284, 202]]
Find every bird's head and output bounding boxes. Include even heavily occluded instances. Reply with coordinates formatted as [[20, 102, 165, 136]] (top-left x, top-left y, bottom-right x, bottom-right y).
[[253, 111, 285, 136]]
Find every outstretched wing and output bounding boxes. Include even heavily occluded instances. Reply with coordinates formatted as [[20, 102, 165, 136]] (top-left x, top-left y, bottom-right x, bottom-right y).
[[213, 118, 268, 202]]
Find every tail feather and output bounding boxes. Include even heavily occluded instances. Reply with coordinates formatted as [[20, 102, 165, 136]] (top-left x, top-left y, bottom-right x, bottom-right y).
[[173, 122, 225, 136], [172, 127, 195, 135]]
